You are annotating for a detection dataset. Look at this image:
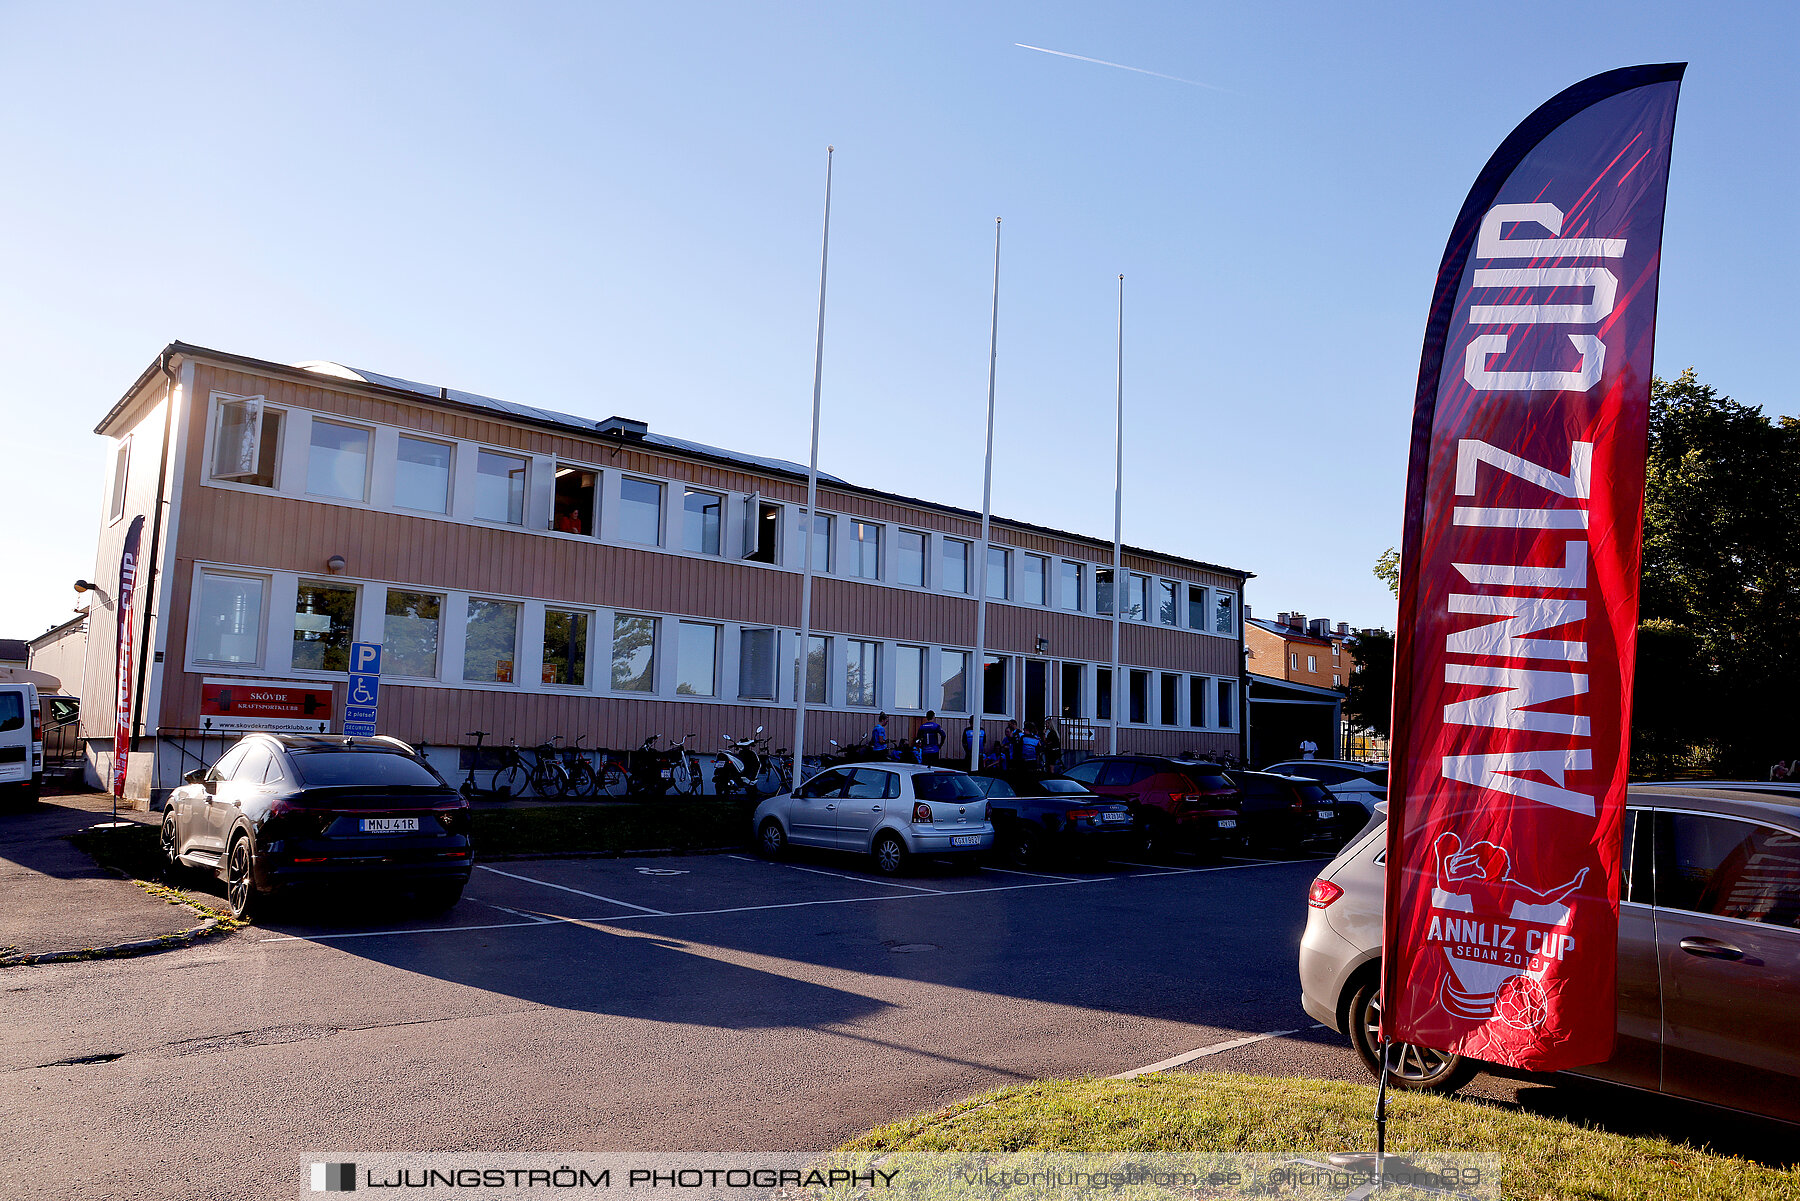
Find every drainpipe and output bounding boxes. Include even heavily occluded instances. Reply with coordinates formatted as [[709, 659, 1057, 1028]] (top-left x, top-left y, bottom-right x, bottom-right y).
[[131, 351, 179, 750]]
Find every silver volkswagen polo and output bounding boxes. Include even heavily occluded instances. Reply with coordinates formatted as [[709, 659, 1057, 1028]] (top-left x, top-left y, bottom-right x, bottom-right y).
[[753, 762, 994, 875]]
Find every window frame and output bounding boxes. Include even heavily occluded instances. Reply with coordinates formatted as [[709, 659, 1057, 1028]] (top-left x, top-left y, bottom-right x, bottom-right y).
[[551, 464, 600, 537], [682, 487, 723, 556], [941, 538, 971, 595], [1060, 561, 1084, 612], [380, 588, 444, 679], [291, 578, 359, 674], [894, 644, 927, 711], [208, 393, 282, 489], [676, 620, 720, 698], [986, 546, 1011, 600], [896, 529, 928, 588], [472, 448, 529, 527], [737, 627, 779, 700], [188, 568, 271, 668], [461, 597, 522, 685], [849, 520, 882, 580], [845, 638, 880, 707], [395, 434, 455, 515], [541, 607, 593, 689], [938, 649, 971, 714], [610, 612, 661, 694], [619, 476, 666, 547], [305, 417, 374, 504], [1022, 554, 1048, 606], [108, 436, 131, 524]]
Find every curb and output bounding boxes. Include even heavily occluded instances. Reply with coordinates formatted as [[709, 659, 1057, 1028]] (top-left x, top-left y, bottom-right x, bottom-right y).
[[0, 918, 223, 968]]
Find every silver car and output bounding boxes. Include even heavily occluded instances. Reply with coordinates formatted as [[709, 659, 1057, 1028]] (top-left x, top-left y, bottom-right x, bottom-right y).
[[1262, 759, 1387, 821], [1299, 785, 1800, 1124], [753, 763, 994, 875]]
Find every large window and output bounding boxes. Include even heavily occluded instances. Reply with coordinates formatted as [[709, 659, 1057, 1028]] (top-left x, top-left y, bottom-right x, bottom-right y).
[[1128, 574, 1149, 621], [1096, 667, 1113, 720], [895, 645, 926, 710], [897, 530, 927, 587], [463, 599, 520, 684], [683, 489, 721, 555], [939, 650, 970, 713], [109, 439, 130, 522], [1021, 555, 1047, 606], [396, 436, 452, 514], [1189, 677, 1207, 728], [382, 590, 442, 678], [1129, 670, 1150, 724], [805, 512, 833, 573], [677, 621, 718, 696], [553, 467, 597, 536], [620, 478, 663, 545], [850, 521, 881, 579], [1188, 585, 1207, 630], [1657, 813, 1800, 928], [474, 450, 527, 525], [987, 547, 1010, 600], [942, 539, 970, 593], [1160, 673, 1180, 725], [804, 635, 829, 704], [982, 654, 1008, 715], [1097, 568, 1115, 616], [743, 500, 781, 564], [1214, 591, 1237, 635], [1060, 561, 1083, 612], [1217, 678, 1236, 729], [542, 610, 589, 687], [192, 572, 265, 664], [738, 628, 778, 699], [307, 419, 371, 502], [211, 398, 281, 488], [292, 581, 356, 671], [846, 639, 879, 707], [1158, 580, 1178, 626], [1061, 662, 1083, 718], [611, 614, 658, 692]]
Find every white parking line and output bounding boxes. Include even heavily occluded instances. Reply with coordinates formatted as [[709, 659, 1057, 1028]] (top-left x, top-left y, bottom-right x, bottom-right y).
[[1111, 1028, 1301, 1078], [728, 854, 946, 894], [257, 919, 559, 943], [980, 865, 1080, 882], [1107, 861, 1202, 874], [477, 865, 671, 915]]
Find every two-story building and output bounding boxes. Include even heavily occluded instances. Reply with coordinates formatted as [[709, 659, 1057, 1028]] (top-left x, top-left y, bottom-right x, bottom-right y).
[[81, 343, 1253, 804], [1243, 610, 1357, 764]]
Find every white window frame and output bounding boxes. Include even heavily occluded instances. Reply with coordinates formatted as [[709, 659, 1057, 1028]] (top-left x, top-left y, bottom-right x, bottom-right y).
[[472, 448, 530, 527], [108, 436, 131, 524], [609, 611, 661, 694], [941, 538, 971, 595], [682, 487, 724, 556], [619, 476, 666, 547], [291, 578, 360, 674], [462, 596, 523, 686], [395, 434, 456, 515], [1022, 554, 1048, 606], [849, 520, 882, 580], [540, 606, 595, 690], [1060, 560, 1084, 613], [187, 567, 271, 668], [845, 638, 880, 707], [207, 392, 282, 488], [987, 546, 1011, 601], [896, 529, 929, 588], [305, 417, 374, 504], [894, 644, 928, 711], [676, 620, 721, 698]]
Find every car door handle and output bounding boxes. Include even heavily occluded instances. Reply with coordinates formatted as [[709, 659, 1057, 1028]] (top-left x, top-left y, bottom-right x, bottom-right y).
[[824, 803, 836, 810], [870, 805, 882, 812], [1679, 937, 1744, 961]]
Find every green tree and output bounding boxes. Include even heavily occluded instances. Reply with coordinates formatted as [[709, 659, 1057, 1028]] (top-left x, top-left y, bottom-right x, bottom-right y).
[[1342, 627, 1394, 740], [1373, 547, 1400, 598]]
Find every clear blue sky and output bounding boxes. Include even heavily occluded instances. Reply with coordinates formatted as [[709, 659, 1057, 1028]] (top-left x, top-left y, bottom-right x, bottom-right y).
[[2, 2, 1794, 643]]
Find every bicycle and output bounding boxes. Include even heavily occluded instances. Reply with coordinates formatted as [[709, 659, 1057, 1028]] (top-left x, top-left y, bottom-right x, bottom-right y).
[[491, 739, 531, 798], [530, 736, 571, 799], [665, 732, 700, 796]]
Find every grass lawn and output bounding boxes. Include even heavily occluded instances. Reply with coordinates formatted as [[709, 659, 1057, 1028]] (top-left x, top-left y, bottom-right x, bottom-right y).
[[841, 1072, 1800, 1200]]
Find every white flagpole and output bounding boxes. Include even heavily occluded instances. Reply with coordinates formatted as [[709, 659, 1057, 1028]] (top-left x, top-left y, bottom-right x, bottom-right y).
[[1109, 275, 1124, 755], [794, 146, 833, 788], [970, 218, 1001, 769]]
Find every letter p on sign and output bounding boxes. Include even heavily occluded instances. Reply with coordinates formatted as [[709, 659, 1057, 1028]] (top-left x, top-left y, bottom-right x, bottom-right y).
[[350, 642, 382, 675]]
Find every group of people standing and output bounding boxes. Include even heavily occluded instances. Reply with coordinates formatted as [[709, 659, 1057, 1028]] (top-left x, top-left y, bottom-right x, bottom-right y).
[[867, 712, 1063, 772]]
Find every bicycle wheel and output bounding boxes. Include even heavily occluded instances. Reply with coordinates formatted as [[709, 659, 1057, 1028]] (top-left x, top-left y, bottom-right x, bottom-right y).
[[600, 760, 627, 796], [494, 761, 528, 798], [568, 759, 598, 798], [530, 756, 569, 799], [669, 759, 694, 796]]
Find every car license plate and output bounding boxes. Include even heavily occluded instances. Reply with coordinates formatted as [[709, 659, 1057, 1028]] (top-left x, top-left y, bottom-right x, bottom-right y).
[[659, 768, 673, 779], [1100, 811, 1129, 823], [359, 817, 419, 833], [950, 835, 982, 847], [1316, 809, 1335, 819], [1217, 819, 1237, 829]]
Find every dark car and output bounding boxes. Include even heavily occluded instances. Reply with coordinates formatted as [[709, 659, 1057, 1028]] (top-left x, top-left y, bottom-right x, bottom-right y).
[[1058, 755, 1243, 857], [1226, 770, 1364, 852], [971, 771, 1138, 867], [160, 733, 472, 919]]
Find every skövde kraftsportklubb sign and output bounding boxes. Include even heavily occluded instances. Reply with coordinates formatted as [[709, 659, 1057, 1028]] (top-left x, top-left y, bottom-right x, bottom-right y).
[[1383, 64, 1684, 1073]]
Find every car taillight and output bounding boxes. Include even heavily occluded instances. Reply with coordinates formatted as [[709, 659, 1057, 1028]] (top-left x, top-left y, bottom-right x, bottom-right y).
[[1292, 795, 1305, 813], [1308, 878, 1344, 908], [1173, 792, 1201, 807], [437, 807, 469, 834], [1065, 808, 1100, 822], [30, 705, 43, 743], [911, 802, 933, 823]]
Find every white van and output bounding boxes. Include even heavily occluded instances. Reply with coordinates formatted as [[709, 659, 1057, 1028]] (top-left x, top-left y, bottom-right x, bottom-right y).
[[0, 680, 43, 803]]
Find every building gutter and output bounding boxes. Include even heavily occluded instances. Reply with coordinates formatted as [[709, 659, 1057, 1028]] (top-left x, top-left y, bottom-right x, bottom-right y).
[[130, 351, 179, 749]]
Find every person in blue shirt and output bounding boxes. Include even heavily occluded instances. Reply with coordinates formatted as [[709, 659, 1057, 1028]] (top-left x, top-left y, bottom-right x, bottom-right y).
[[1019, 723, 1042, 768], [962, 723, 989, 769], [870, 713, 890, 758], [916, 712, 944, 764]]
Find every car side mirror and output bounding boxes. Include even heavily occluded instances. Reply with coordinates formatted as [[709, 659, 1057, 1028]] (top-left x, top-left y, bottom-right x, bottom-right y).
[[182, 767, 208, 786]]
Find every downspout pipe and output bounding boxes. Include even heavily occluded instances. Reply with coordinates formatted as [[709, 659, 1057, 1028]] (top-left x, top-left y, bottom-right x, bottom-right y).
[[131, 351, 178, 750]]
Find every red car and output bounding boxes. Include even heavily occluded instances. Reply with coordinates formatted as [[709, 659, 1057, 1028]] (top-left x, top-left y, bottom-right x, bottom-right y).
[[1058, 756, 1242, 857]]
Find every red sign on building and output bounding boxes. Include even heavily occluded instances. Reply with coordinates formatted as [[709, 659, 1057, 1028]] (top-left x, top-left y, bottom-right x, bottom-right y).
[[200, 678, 335, 733]]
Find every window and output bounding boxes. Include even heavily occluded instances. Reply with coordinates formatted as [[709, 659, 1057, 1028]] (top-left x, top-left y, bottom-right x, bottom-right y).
[[804, 635, 829, 704], [983, 655, 1008, 715], [611, 614, 658, 692], [292, 581, 356, 671], [542, 610, 589, 686], [846, 639, 878, 707], [382, 590, 442, 678], [987, 547, 1010, 599], [738, 628, 778, 699], [1333, 643, 1342, 659], [743, 499, 781, 564], [1096, 667, 1113, 720], [1291, 652, 1300, 671], [1062, 759, 1104, 786], [474, 450, 527, 525], [897, 531, 927, 587], [1128, 574, 1149, 621], [1022, 555, 1047, 606], [396, 436, 452, 513], [805, 511, 833, 573], [207, 744, 250, 783], [1217, 678, 1236, 729], [0, 694, 20, 733], [1060, 561, 1083, 612], [939, 650, 970, 712], [1307, 655, 1318, 673], [307, 419, 371, 502], [850, 522, 881, 579], [620, 477, 663, 545], [1189, 677, 1207, 728], [795, 768, 850, 800], [1188, 585, 1207, 630], [109, 438, 130, 522], [1214, 591, 1237, 635], [192, 572, 265, 664], [683, 489, 722, 555], [1656, 813, 1800, 928], [1334, 673, 1342, 687], [288, 750, 442, 788], [1096, 568, 1115, 616], [895, 645, 926, 710], [1160, 673, 1180, 725], [1128, 670, 1149, 724], [463, 599, 520, 684], [1061, 662, 1083, 718], [554, 467, 598, 536], [1099, 760, 1145, 787], [941, 539, 970, 593], [846, 768, 896, 800], [676, 622, 718, 696], [211, 398, 281, 488], [1158, 580, 1178, 626]]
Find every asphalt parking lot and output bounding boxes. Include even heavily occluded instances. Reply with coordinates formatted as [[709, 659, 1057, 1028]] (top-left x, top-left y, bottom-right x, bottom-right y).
[[5, 843, 1792, 1200]]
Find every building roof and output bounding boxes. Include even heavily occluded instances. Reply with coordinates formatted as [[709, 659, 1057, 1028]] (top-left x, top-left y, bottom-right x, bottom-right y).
[[1246, 672, 1345, 702], [102, 342, 1253, 582], [1246, 616, 1334, 646], [28, 613, 87, 648], [0, 639, 30, 663]]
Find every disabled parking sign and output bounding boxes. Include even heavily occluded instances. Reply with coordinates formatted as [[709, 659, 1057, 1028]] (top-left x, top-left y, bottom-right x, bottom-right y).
[[344, 642, 381, 736]]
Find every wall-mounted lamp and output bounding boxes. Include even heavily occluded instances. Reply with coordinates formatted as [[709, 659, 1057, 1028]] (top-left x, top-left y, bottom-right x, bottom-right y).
[[1035, 636, 1050, 654], [326, 555, 348, 575], [73, 579, 111, 604]]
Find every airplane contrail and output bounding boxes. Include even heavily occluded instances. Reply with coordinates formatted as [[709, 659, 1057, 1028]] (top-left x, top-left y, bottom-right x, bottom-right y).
[[1014, 43, 1232, 93]]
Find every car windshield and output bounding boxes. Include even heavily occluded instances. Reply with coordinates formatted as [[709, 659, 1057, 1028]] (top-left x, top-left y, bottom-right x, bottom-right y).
[[1296, 783, 1334, 803], [290, 751, 445, 789], [1037, 779, 1093, 795], [1180, 767, 1232, 790], [913, 772, 985, 801], [1357, 767, 1389, 786]]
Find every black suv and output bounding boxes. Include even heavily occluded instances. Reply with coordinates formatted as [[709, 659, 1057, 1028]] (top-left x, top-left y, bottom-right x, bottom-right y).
[[160, 734, 472, 919], [1057, 755, 1244, 857]]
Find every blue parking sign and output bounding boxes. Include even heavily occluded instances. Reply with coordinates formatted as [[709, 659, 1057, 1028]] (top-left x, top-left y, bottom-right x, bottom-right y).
[[346, 642, 382, 734], [350, 642, 382, 675]]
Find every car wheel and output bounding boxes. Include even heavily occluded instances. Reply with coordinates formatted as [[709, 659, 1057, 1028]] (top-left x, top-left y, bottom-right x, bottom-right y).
[[1346, 975, 1479, 1093], [159, 811, 186, 881], [1008, 824, 1041, 869], [415, 881, 465, 913], [872, 832, 908, 877], [224, 834, 261, 921], [757, 818, 788, 859]]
